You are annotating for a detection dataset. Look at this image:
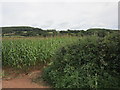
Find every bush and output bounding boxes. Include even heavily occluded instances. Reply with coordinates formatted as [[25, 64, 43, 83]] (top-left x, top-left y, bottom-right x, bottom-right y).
[[42, 33, 120, 88]]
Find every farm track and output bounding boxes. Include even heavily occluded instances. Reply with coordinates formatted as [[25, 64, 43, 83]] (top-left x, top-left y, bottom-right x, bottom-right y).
[[2, 70, 50, 88]]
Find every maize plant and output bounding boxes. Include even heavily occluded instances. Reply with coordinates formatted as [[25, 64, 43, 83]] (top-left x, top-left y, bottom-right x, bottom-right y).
[[2, 36, 79, 70]]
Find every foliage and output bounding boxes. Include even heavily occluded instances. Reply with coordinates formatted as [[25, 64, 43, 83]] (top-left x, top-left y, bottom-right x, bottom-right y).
[[42, 33, 120, 88], [2, 26, 119, 37]]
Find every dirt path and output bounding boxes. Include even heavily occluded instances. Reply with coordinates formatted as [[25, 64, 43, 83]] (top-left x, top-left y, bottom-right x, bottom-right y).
[[2, 70, 50, 88]]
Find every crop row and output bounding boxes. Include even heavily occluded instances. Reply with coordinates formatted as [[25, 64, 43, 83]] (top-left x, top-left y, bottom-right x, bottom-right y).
[[2, 36, 79, 70]]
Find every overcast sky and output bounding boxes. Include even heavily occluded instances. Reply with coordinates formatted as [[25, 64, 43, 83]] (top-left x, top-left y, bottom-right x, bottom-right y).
[[1, 2, 118, 30]]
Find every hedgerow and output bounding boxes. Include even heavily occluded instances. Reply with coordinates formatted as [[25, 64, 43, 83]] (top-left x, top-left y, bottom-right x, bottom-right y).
[[42, 33, 120, 88]]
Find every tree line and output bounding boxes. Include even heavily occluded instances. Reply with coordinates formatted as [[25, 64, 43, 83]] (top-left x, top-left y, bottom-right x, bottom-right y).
[[1, 26, 119, 37]]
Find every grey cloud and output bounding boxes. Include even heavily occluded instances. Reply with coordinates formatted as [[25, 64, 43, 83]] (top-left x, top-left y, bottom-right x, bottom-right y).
[[1, 2, 118, 30], [41, 20, 54, 28]]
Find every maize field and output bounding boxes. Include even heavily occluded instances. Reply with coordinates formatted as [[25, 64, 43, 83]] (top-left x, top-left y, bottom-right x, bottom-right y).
[[2, 36, 79, 70]]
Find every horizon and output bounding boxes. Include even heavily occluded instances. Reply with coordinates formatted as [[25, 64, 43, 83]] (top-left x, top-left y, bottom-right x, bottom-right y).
[[1, 25, 117, 31]]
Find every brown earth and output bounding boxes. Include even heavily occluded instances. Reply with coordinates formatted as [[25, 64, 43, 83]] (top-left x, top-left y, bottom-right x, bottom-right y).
[[2, 68, 50, 88]]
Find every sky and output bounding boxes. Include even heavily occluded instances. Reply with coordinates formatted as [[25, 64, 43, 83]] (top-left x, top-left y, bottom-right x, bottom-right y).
[[0, 1, 118, 30]]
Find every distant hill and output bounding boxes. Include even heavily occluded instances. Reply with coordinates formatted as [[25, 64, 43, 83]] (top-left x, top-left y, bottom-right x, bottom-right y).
[[2, 26, 41, 34], [2, 26, 47, 37], [1, 26, 119, 37]]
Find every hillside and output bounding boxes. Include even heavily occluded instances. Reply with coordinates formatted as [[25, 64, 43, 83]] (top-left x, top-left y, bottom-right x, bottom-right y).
[[1, 26, 119, 37]]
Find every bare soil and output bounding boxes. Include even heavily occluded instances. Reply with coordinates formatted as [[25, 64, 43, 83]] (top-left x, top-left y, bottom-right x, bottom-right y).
[[2, 68, 50, 88]]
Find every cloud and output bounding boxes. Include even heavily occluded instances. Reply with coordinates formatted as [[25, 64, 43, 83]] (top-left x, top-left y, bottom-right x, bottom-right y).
[[41, 20, 54, 28], [1, 2, 118, 30]]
